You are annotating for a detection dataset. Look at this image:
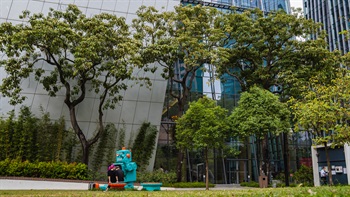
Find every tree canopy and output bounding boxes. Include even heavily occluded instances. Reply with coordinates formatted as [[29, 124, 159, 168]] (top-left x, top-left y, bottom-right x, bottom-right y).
[[289, 68, 350, 185], [214, 8, 339, 97], [0, 5, 152, 164], [229, 86, 290, 139], [134, 4, 225, 114]]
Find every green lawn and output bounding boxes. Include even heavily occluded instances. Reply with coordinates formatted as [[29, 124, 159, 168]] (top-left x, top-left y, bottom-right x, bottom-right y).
[[1, 186, 350, 197]]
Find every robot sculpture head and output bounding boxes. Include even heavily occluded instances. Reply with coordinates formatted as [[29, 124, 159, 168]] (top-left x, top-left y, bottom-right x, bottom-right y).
[[116, 147, 132, 163], [114, 147, 137, 189]]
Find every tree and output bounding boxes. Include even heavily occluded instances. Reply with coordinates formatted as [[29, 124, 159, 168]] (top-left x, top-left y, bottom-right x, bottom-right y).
[[229, 86, 290, 182], [0, 5, 152, 164], [176, 97, 229, 190], [133, 5, 225, 181], [214, 8, 338, 98], [289, 69, 350, 185]]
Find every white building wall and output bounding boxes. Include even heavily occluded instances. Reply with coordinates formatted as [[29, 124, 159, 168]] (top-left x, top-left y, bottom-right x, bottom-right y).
[[0, 0, 180, 171]]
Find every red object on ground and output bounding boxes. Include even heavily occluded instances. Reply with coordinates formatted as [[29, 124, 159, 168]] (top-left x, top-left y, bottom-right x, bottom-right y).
[[109, 183, 126, 189], [94, 183, 99, 189]]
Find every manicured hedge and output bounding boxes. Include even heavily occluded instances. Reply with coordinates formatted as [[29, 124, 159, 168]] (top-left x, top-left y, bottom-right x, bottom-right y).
[[0, 159, 89, 180], [240, 181, 259, 187], [137, 169, 177, 184]]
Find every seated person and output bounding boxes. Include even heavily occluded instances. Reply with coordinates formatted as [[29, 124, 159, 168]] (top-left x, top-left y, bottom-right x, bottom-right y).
[[108, 165, 118, 183], [115, 165, 124, 182]]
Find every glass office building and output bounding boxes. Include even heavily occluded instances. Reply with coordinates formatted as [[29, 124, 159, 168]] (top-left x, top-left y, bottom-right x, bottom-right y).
[[183, 0, 290, 13], [304, 0, 350, 53], [158, 0, 312, 184], [1, 0, 311, 184]]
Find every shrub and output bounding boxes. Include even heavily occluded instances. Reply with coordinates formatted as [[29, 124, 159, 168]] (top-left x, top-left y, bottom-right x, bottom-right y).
[[137, 169, 176, 183], [240, 181, 259, 187], [293, 165, 314, 186], [0, 159, 89, 180]]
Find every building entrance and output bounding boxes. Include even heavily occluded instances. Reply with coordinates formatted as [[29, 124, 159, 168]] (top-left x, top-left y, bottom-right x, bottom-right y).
[[226, 159, 248, 184]]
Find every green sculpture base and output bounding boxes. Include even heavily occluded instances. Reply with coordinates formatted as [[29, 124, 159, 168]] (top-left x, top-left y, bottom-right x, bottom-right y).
[[141, 182, 162, 191]]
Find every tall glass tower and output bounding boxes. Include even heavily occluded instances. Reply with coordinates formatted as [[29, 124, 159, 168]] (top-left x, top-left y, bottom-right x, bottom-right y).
[[304, 0, 350, 53], [195, 0, 291, 13]]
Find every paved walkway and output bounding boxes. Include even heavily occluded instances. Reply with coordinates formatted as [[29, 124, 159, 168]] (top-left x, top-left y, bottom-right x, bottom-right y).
[[0, 178, 247, 190], [0, 179, 89, 190]]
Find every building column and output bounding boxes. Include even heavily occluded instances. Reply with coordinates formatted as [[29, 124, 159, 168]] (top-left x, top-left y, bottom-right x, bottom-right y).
[[344, 144, 350, 185], [311, 146, 320, 186]]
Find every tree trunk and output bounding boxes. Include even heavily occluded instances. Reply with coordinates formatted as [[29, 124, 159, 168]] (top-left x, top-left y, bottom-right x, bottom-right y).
[[261, 136, 267, 176], [176, 151, 184, 182], [283, 132, 290, 186], [324, 142, 333, 185], [82, 143, 90, 165], [264, 135, 270, 184], [69, 107, 90, 165], [176, 104, 185, 182], [205, 147, 209, 190]]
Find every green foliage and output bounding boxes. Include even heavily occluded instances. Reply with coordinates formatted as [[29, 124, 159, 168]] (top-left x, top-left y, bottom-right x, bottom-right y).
[[0, 159, 89, 180], [62, 128, 79, 163], [176, 97, 230, 150], [15, 106, 38, 161], [240, 181, 259, 187], [222, 144, 241, 158], [274, 172, 286, 183], [36, 109, 67, 162], [0, 111, 15, 160], [137, 170, 176, 184], [289, 70, 350, 147], [215, 8, 339, 98], [0, 106, 73, 162], [91, 123, 117, 173], [105, 124, 118, 166], [293, 165, 314, 186], [117, 123, 126, 150], [229, 86, 290, 139], [132, 122, 158, 171]]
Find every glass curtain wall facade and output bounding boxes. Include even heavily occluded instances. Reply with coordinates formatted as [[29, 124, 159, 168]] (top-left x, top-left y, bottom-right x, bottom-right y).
[[199, 0, 290, 13], [159, 0, 313, 184], [304, 0, 350, 53]]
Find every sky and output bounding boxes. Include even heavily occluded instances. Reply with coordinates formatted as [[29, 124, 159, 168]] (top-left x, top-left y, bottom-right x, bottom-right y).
[[290, 0, 303, 9]]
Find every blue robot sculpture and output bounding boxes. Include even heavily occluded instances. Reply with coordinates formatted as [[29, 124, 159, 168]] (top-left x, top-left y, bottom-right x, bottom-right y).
[[114, 147, 137, 189]]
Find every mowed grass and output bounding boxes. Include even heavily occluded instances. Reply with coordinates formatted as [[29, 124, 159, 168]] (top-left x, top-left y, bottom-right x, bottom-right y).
[[1, 186, 350, 197]]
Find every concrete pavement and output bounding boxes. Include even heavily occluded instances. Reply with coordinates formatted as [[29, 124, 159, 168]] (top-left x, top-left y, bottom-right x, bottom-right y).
[[0, 179, 246, 190], [0, 179, 89, 190]]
